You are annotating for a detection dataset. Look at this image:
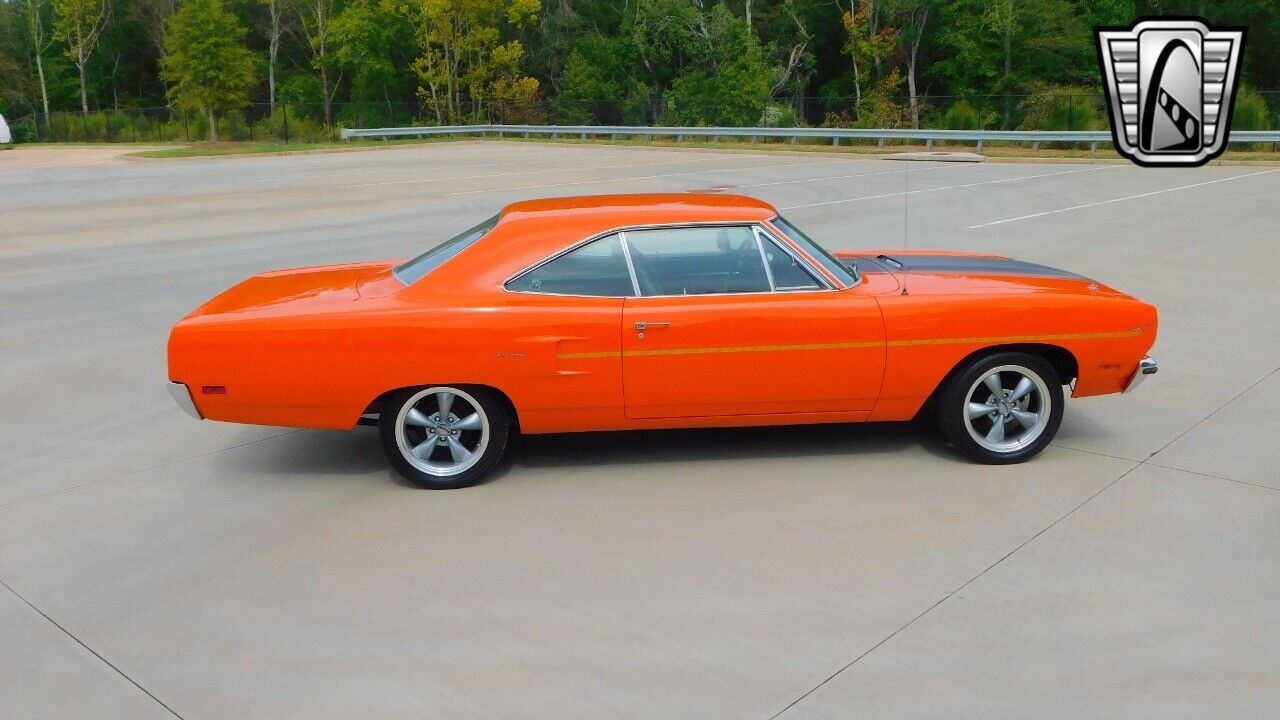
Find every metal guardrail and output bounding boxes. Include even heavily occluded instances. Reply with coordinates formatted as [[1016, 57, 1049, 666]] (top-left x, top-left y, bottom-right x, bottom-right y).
[[340, 123, 1280, 149]]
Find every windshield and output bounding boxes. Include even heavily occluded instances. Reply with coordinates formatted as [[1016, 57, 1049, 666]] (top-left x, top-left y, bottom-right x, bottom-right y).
[[394, 215, 499, 285], [770, 216, 858, 287]]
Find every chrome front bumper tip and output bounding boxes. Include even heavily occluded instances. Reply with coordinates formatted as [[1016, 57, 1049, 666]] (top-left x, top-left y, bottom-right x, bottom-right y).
[[1123, 357, 1158, 393], [167, 381, 203, 419]]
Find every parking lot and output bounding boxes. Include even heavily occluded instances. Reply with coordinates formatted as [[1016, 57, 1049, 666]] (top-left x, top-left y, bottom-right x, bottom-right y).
[[3, 141, 1278, 719]]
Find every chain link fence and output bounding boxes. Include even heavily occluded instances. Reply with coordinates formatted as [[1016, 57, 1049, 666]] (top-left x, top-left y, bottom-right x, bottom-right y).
[[9, 92, 1280, 144]]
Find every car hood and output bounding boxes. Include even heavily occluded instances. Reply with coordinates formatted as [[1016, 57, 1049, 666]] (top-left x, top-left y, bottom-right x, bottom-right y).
[[187, 260, 404, 318], [837, 251, 1128, 297]]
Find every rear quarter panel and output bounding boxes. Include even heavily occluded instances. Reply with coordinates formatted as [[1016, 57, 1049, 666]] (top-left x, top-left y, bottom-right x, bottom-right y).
[[168, 290, 627, 431]]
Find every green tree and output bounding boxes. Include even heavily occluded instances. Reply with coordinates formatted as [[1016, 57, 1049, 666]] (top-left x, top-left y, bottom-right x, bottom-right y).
[[522, 0, 621, 97], [762, 0, 816, 115], [18, 0, 55, 124], [891, 0, 935, 127], [663, 3, 771, 126], [932, 0, 1092, 127], [259, 0, 289, 111], [406, 0, 540, 122], [130, 0, 175, 62], [2, 0, 1278, 134], [842, 1, 896, 121], [626, 0, 700, 93], [331, 0, 413, 114], [1081, 0, 1135, 28], [557, 32, 650, 123], [985, 0, 1017, 124], [292, 0, 343, 125], [0, 0, 37, 123], [160, 0, 256, 141], [51, 0, 111, 114]]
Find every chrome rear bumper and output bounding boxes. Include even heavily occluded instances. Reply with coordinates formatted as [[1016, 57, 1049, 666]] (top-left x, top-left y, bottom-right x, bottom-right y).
[[167, 381, 203, 419], [1123, 357, 1158, 393]]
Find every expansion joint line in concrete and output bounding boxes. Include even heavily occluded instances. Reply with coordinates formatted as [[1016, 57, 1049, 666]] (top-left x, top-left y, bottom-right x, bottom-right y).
[[0, 576, 185, 720], [1144, 364, 1280, 464], [769, 362, 1280, 718], [767, 457, 1144, 719]]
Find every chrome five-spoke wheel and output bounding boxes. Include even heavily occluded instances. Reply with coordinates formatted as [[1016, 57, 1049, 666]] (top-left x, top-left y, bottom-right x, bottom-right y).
[[380, 385, 510, 488], [964, 365, 1052, 453], [396, 387, 489, 476], [939, 352, 1064, 464]]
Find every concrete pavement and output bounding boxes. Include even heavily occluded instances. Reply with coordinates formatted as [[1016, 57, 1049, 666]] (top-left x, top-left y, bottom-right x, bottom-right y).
[[1, 141, 1277, 718]]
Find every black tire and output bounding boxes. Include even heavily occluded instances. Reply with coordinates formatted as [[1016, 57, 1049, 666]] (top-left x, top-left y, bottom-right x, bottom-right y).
[[937, 352, 1064, 464], [378, 385, 511, 489]]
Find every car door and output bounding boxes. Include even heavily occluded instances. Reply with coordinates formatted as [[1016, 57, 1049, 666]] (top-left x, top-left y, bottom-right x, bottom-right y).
[[620, 224, 885, 419], [502, 233, 632, 431]]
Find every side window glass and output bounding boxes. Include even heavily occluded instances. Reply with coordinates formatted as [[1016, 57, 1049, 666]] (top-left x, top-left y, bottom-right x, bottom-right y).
[[624, 226, 770, 296], [507, 234, 635, 296], [761, 235, 822, 290], [771, 216, 857, 287]]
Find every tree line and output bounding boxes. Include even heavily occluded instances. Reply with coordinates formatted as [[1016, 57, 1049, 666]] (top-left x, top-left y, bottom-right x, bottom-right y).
[[2, 0, 1278, 141]]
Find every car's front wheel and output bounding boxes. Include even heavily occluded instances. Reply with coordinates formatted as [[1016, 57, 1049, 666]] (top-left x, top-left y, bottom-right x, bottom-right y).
[[379, 385, 510, 488], [938, 352, 1064, 464]]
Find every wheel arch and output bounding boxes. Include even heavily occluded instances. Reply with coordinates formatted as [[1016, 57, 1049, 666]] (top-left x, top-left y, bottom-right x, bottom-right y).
[[946, 342, 1077, 386], [361, 384, 521, 430], [915, 343, 1078, 419], [986, 343, 1076, 385]]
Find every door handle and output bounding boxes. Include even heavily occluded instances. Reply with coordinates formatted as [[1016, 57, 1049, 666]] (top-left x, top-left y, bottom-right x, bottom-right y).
[[634, 321, 669, 339]]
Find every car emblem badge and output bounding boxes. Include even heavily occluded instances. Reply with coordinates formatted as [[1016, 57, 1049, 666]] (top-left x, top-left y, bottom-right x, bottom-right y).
[[1096, 18, 1245, 167]]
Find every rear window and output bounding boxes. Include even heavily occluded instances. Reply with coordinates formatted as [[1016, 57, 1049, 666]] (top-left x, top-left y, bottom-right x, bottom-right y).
[[506, 234, 636, 296], [394, 215, 498, 285]]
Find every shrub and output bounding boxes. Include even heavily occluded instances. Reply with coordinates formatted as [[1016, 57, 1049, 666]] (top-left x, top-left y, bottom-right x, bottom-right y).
[[1231, 87, 1271, 130], [104, 111, 136, 140], [1017, 86, 1105, 131], [937, 99, 991, 130], [8, 114, 41, 143], [490, 77, 545, 124], [277, 75, 325, 121], [759, 104, 802, 128], [663, 71, 770, 128], [261, 105, 331, 142], [338, 101, 405, 129]]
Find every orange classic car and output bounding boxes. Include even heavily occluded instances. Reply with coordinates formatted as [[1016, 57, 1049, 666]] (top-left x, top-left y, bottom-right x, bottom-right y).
[[168, 193, 1158, 488]]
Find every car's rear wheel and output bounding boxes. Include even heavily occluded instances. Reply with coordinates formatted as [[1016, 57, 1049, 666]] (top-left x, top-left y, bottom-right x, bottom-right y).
[[379, 385, 510, 488], [938, 352, 1063, 464]]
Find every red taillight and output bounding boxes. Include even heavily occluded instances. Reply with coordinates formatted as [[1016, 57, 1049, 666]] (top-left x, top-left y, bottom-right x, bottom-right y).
[[201, 385, 226, 395]]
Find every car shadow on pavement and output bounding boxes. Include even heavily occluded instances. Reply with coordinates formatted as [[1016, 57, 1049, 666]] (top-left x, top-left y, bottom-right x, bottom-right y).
[[215, 428, 395, 479], [219, 420, 956, 487], [504, 420, 951, 472]]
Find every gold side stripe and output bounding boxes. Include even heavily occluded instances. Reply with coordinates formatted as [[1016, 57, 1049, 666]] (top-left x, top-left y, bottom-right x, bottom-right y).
[[556, 329, 1142, 360], [558, 350, 625, 359], [885, 329, 1142, 347], [625, 341, 883, 357]]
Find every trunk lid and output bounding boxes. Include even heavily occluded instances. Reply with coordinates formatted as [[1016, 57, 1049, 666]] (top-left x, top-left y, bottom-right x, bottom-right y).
[[188, 260, 403, 318]]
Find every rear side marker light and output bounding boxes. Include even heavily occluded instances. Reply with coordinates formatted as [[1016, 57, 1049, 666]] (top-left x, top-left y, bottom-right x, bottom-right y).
[[201, 385, 227, 395]]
